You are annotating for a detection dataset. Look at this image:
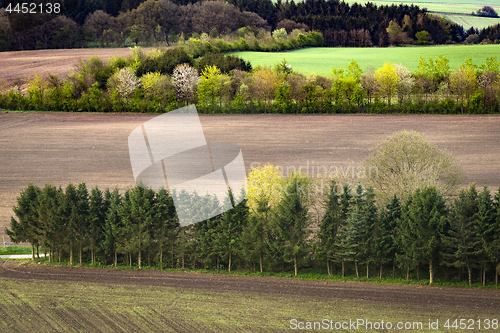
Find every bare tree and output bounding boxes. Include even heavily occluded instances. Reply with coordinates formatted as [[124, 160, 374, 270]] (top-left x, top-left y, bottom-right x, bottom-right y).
[[364, 131, 464, 204]]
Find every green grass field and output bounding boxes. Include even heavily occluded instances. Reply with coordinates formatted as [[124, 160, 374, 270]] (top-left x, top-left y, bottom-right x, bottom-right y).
[[0, 246, 31, 255], [0, 278, 497, 332], [342, 0, 500, 29], [234, 45, 500, 76]]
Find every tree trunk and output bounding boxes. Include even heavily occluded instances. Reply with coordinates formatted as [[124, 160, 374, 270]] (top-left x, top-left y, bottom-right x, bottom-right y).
[[182, 253, 185, 269], [379, 263, 383, 280], [129, 252, 132, 267], [496, 266, 498, 287], [79, 242, 82, 265], [342, 261, 345, 278], [36, 245, 39, 258], [417, 266, 420, 281], [294, 255, 297, 277], [406, 267, 409, 281], [138, 250, 142, 269], [160, 249, 163, 266], [392, 264, 395, 279], [69, 243, 73, 266], [327, 259, 331, 276], [259, 252, 263, 273], [229, 251, 232, 272], [468, 266, 472, 287], [31, 244, 35, 260], [366, 263, 369, 279], [483, 268, 486, 286], [114, 250, 117, 268], [429, 259, 434, 284], [91, 249, 94, 264], [355, 262, 359, 278]]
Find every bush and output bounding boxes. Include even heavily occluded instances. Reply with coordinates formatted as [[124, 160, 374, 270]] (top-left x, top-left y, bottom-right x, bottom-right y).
[[194, 53, 252, 74], [136, 48, 192, 76]]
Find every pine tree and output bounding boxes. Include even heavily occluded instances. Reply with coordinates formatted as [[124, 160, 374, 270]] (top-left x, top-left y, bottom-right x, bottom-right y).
[[475, 186, 497, 285], [88, 186, 104, 264], [404, 187, 448, 284], [317, 180, 341, 276], [272, 173, 311, 276], [63, 184, 79, 265], [334, 183, 352, 277], [361, 186, 378, 278], [493, 188, 500, 286], [6, 184, 42, 260], [103, 189, 121, 267], [440, 185, 481, 286], [154, 188, 178, 267], [75, 183, 90, 265], [376, 195, 400, 279], [241, 194, 270, 273]]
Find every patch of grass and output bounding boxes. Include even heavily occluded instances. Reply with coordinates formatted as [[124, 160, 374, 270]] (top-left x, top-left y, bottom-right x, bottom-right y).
[[32, 258, 500, 289], [0, 276, 497, 332], [234, 45, 500, 76], [0, 246, 32, 255]]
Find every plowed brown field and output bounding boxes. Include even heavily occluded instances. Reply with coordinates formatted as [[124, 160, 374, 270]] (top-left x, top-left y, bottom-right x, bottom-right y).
[[1, 112, 499, 242], [0, 47, 154, 85]]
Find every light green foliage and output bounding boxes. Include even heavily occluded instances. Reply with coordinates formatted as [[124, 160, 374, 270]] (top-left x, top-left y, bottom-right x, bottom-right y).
[[272, 28, 288, 41], [415, 30, 432, 45], [449, 63, 478, 111], [197, 65, 231, 109]]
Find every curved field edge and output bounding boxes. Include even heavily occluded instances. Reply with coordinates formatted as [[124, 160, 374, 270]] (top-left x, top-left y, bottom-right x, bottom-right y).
[[233, 45, 500, 76]]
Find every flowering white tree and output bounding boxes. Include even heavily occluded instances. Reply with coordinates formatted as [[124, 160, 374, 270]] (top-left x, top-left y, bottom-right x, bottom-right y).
[[171, 64, 200, 105], [394, 63, 415, 104], [109, 67, 140, 98]]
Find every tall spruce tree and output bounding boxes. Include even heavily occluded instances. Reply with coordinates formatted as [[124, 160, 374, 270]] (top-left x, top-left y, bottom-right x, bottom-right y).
[[376, 195, 400, 279], [317, 180, 341, 276], [154, 188, 178, 267], [6, 184, 42, 260], [493, 188, 500, 286], [361, 186, 378, 278], [63, 184, 79, 265], [241, 194, 270, 272], [103, 189, 122, 267], [272, 173, 311, 276], [88, 186, 104, 264], [404, 186, 448, 284], [475, 186, 497, 285], [440, 184, 481, 286]]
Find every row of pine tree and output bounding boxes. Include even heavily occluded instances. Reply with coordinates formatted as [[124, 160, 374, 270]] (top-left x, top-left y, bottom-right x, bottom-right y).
[[6, 178, 500, 286]]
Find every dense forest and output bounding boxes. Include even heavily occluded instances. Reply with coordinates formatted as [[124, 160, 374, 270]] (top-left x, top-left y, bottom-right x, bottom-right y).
[[1, 0, 498, 51], [6, 178, 500, 286]]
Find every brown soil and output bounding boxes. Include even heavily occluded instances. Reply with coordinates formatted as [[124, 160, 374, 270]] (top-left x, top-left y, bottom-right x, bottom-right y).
[[1, 260, 499, 310], [0, 47, 155, 85], [1, 113, 499, 242]]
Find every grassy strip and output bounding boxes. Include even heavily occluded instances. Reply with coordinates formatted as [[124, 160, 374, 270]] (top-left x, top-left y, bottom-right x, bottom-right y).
[[0, 246, 32, 255], [25, 257, 500, 290]]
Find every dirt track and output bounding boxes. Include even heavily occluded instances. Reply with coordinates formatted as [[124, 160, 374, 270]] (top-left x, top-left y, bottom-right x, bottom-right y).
[[1, 260, 499, 310], [1, 112, 499, 241]]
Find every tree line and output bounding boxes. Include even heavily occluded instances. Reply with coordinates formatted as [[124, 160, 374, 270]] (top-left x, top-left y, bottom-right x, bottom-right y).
[[1, 45, 500, 114], [1, 0, 497, 51], [6, 174, 500, 286]]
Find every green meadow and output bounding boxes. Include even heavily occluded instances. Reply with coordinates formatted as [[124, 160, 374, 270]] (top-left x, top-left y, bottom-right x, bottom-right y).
[[234, 45, 500, 76]]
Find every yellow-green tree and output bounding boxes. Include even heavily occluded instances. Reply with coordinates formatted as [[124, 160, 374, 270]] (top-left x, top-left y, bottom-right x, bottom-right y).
[[251, 67, 281, 112], [449, 63, 478, 113], [197, 65, 230, 110], [375, 63, 399, 105], [246, 163, 284, 212]]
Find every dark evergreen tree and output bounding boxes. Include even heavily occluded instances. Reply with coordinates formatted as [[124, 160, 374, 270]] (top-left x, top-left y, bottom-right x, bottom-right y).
[[88, 186, 104, 264], [440, 184, 481, 286], [404, 186, 448, 284], [154, 188, 178, 267], [475, 186, 497, 285], [5, 184, 41, 260], [376, 195, 400, 279], [317, 180, 341, 276]]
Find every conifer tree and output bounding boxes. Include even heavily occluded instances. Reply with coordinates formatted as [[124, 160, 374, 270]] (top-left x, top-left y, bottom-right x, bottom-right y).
[[88, 186, 104, 264], [75, 183, 90, 264], [154, 188, 178, 267], [317, 180, 341, 276], [440, 184, 481, 285], [272, 173, 311, 276], [6, 184, 42, 260], [404, 186, 447, 284], [376, 195, 400, 279], [103, 189, 121, 267], [218, 189, 248, 272], [63, 184, 79, 265], [475, 186, 497, 285], [493, 188, 500, 286]]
